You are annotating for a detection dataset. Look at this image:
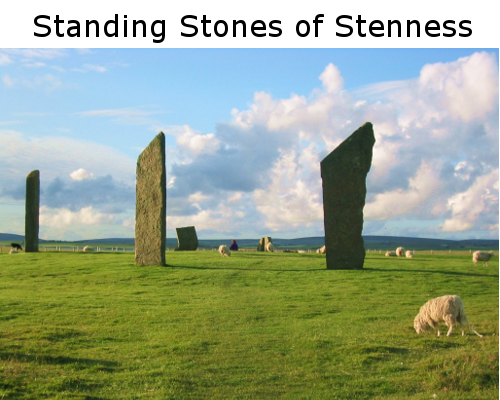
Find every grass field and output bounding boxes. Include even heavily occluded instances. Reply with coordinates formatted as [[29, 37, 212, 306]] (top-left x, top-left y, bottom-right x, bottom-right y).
[[0, 251, 498, 399]]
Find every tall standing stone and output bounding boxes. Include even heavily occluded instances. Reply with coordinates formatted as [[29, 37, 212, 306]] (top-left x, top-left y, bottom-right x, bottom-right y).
[[135, 132, 166, 266], [25, 170, 40, 252], [174, 226, 199, 251], [320, 122, 375, 270]]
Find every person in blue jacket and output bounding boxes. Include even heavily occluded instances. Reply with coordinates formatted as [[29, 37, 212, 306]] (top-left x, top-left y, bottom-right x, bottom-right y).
[[229, 239, 239, 251]]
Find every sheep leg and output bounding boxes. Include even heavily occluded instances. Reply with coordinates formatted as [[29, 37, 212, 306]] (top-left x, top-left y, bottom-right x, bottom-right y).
[[446, 324, 454, 336]]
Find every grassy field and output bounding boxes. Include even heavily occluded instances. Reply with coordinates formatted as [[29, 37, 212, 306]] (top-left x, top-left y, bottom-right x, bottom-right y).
[[0, 251, 498, 399]]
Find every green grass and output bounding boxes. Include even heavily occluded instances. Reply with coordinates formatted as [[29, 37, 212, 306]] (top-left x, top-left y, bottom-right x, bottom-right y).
[[0, 251, 498, 399]]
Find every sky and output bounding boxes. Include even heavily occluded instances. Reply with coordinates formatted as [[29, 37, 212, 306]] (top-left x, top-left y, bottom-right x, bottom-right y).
[[0, 48, 498, 241]]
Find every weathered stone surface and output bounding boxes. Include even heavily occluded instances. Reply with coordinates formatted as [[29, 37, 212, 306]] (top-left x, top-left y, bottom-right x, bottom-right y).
[[135, 132, 166, 266], [320, 122, 375, 270], [257, 237, 272, 252], [25, 170, 40, 253], [175, 226, 199, 251]]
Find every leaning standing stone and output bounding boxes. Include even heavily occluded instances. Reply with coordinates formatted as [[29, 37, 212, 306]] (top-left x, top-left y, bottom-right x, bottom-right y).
[[175, 226, 199, 251], [25, 170, 40, 252], [320, 122, 375, 270], [135, 132, 166, 266]]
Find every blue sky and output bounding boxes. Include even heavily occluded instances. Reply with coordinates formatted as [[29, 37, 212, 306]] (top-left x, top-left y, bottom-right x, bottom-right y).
[[0, 48, 498, 241]]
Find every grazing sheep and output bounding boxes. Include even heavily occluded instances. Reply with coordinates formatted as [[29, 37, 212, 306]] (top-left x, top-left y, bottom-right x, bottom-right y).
[[9, 249, 19, 254], [414, 295, 482, 337], [83, 246, 95, 252], [396, 247, 405, 257], [385, 251, 397, 257], [218, 245, 231, 257], [405, 250, 414, 258], [472, 251, 494, 267], [11, 243, 22, 251], [266, 242, 275, 252], [316, 245, 326, 254]]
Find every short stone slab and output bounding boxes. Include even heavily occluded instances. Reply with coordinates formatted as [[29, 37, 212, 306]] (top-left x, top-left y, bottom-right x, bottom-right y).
[[320, 122, 375, 270], [175, 226, 199, 251]]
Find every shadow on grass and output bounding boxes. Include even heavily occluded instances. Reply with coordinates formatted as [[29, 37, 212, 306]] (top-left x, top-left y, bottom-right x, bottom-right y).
[[166, 264, 326, 272], [364, 267, 497, 278], [1, 351, 119, 372]]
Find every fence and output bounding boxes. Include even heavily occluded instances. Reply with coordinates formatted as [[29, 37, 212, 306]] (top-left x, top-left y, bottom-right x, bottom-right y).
[[0, 246, 492, 256]]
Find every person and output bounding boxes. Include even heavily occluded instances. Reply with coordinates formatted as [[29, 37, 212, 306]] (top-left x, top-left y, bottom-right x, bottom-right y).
[[229, 239, 239, 251]]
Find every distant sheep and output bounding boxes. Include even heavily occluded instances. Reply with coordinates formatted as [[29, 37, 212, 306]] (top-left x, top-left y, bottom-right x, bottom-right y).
[[472, 251, 494, 267], [11, 243, 22, 251], [396, 247, 405, 257], [83, 246, 95, 252], [9, 249, 19, 254], [218, 245, 231, 258], [414, 295, 482, 337], [266, 242, 275, 252], [297, 250, 306, 254], [385, 251, 397, 257], [316, 245, 326, 254], [405, 250, 414, 258]]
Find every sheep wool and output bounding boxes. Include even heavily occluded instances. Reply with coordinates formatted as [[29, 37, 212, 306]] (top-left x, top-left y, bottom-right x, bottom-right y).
[[414, 295, 482, 337], [472, 251, 494, 267], [218, 245, 231, 258]]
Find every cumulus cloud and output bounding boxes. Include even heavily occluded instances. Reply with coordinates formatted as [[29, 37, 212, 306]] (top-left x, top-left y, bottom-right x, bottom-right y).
[[0, 130, 135, 188], [168, 125, 220, 157], [2, 51, 497, 240], [319, 63, 344, 94], [167, 51, 498, 239], [40, 206, 114, 227], [70, 168, 94, 181], [44, 175, 134, 213], [365, 161, 443, 220], [442, 169, 499, 232]]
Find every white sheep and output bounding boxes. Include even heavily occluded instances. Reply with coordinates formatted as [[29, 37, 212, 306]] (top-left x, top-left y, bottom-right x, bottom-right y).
[[472, 251, 494, 267], [218, 245, 231, 258], [266, 242, 275, 252], [83, 246, 95, 252], [385, 251, 397, 257], [396, 247, 405, 257], [413, 295, 482, 337], [405, 250, 414, 258], [316, 245, 326, 254], [9, 249, 19, 254]]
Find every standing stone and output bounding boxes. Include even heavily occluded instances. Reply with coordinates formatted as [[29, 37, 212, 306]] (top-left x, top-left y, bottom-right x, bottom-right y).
[[257, 237, 272, 252], [25, 170, 40, 252], [320, 122, 375, 270], [175, 226, 199, 251], [135, 132, 166, 266]]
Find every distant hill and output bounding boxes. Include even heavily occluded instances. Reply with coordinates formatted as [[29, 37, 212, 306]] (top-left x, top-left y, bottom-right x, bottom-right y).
[[1, 233, 497, 251], [0, 233, 25, 242]]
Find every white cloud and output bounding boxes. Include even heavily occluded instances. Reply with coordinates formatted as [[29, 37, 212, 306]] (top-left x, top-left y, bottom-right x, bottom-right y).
[[78, 107, 162, 127], [254, 149, 323, 231], [0, 130, 135, 188], [319, 63, 344, 94], [40, 206, 114, 227], [173, 125, 220, 156], [418, 52, 499, 122], [70, 168, 94, 181], [2, 49, 67, 60], [365, 161, 443, 220], [82, 64, 107, 73], [168, 53, 498, 239], [2, 74, 14, 87], [0, 53, 13, 66], [442, 169, 499, 232]]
